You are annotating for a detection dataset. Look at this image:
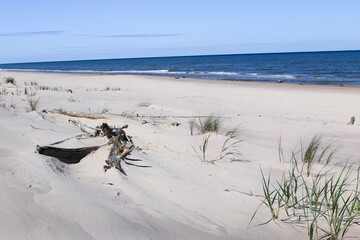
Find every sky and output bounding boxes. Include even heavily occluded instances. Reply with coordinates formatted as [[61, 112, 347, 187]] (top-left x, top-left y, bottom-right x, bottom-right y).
[[1, 0, 359, 63]]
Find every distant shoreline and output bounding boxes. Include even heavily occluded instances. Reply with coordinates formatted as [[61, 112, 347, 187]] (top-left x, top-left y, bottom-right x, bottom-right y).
[[2, 69, 360, 92]]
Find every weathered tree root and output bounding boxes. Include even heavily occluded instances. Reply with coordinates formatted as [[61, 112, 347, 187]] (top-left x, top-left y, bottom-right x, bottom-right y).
[[101, 123, 135, 175]]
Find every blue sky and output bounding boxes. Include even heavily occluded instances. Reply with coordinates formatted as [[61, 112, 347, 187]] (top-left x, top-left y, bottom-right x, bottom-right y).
[[1, 0, 359, 63]]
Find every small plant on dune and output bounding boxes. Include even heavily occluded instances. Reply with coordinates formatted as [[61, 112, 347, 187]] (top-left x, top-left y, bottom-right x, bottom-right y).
[[39, 85, 50, 90], [27, 91, 36, 97], [189, 118, 196, 135], [100, 108, 109, 115], [219, 132, 243, 161], [52, 87, 62, 91], [275, 165, 302, 217], [301, 134, 337, 177], [192, 133, 211, 163], [189, 115, 224, 135], [0, 88, 7, 95], [30, 81, 38, 87], [259, 168, 279, 221], [102, 86, 121, 91], [191, 115, 243, 162], [27, 97, 40, 111], [15, 88, 22, 95], [4, 77, 16, 85]]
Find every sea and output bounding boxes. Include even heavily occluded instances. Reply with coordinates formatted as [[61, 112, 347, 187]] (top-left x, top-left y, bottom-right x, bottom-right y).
[[1, 50, 360, 86]]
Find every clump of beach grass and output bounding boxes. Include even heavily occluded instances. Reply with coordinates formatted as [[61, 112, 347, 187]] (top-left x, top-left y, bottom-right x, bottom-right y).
[[27, 97, 40, 111], [30, 81, 38, 87], [189, 115, 226, 135], [302, 166, 360, 240], [189, 114, 242, 137], [301, 134, 337, 177], [250, 137, 359, 240], [190, 115, 243, 163], [4, 77, 16, 85], [219, 133, 243, 161]]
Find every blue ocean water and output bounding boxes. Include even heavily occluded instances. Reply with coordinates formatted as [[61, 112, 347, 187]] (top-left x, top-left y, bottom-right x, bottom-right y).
[[1, 50, 360, 86]]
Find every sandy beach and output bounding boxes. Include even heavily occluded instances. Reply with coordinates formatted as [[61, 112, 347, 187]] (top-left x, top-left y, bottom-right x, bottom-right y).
[[1, 70, 360, 240]]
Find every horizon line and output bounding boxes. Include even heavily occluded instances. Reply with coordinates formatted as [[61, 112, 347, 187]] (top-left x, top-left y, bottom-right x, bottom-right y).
[[1, 49, 359, 65]]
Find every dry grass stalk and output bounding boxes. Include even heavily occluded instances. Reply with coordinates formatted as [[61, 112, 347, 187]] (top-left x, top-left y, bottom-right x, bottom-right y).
[[27, 97, 40, 111], [49, 108, 106, 119]]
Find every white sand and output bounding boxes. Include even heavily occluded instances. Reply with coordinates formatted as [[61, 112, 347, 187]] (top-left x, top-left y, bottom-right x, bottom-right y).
[[0, 70, 360, 239]]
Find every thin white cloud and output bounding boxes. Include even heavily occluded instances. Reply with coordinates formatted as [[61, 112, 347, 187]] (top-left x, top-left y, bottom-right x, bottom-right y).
[[0, 31, 65, 37], [100, 33, 181, 38]]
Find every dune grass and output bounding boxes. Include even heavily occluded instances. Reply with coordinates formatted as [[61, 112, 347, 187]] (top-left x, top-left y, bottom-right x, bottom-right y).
[[219, 134, 243, 161], [4, 77, 16, 85], [301, 134, 337, 177], [250, 136, 359, 240], [192, 133, 211, 162], [27, 97, 40, 111], [190, 115, 243, 163], [189, 115, 224, 135]]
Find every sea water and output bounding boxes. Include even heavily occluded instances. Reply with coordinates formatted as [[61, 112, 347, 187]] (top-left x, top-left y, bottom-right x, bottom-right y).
[[1, 50, 360, 86]]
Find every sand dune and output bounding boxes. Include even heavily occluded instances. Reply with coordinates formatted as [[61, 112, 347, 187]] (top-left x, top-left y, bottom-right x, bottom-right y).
[[1, 70, 360, 239]]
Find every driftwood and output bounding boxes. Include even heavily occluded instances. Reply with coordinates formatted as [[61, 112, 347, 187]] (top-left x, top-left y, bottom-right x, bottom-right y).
[[36, 121, 147, 176], [69, 119, 100, 136], [102, 123, 134, 175], [36, 145, 102, 164]]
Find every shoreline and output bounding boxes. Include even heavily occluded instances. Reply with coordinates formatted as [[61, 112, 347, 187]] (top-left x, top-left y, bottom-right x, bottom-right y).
[[2, 69, 360, 93]]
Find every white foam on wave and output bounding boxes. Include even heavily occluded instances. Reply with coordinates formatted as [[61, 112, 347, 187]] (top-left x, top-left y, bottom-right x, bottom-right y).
[[93, 69, 239, 76], [202, 71, 238, 76], [111, 69, 173, 74], [1, 68, 297, 81], [245, 73, 298, 79]]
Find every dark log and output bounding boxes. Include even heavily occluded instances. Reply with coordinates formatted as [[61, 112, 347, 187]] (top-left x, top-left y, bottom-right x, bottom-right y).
[[36, 145, 101, 164]]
